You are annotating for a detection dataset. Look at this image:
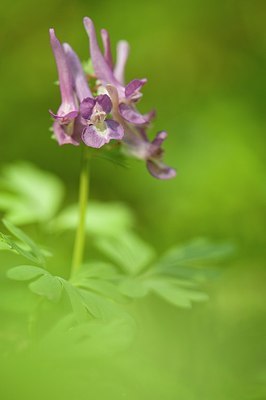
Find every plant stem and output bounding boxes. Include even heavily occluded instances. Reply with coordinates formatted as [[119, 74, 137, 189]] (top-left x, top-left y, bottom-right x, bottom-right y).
[[71, 146, 90, 278]]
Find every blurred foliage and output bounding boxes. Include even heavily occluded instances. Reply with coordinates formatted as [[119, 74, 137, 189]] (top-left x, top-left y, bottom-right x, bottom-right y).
[[0, 162, 64, 225], [1, 165, 231, 322], [0, 0, 265, 399]]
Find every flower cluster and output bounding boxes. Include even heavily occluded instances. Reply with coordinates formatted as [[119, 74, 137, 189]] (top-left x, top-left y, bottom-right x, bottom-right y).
[[49, 17, 176, 179]]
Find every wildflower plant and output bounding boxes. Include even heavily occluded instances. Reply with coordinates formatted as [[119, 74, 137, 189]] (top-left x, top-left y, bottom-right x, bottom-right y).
[[49, 17, 176, 179], [0, 18, 233, 359]]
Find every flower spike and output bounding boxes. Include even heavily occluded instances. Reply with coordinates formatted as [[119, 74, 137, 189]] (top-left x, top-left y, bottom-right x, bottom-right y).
[[49, 18, 176, 178]]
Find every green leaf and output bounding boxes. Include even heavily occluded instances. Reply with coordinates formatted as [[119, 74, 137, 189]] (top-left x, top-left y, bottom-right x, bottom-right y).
[[60, 280, 89, 322], [155, 239, 234, 280], [78, 290, 111, 320], [159, 239, 234, 266], [77, 262, 119, 280], [0, 232, 42, 264], [2, 219, 45, 265], [7, 265, 47, 281], [70, 282, 125, 323], [96, 232, 156, 274], [119, 278, 149, 298], [73, 262, 124, 302], [148, 279, 209, 309], [0, 240, 11, 250], [79, 289, 127, 321], [77, 278, 125, 303], [29, 274, 62, 302], [0, 162, 64, 225], [50, 201, 134, 237]]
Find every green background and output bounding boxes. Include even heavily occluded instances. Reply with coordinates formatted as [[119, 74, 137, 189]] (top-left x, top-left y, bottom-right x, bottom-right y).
[[0, 0, 265, 398]]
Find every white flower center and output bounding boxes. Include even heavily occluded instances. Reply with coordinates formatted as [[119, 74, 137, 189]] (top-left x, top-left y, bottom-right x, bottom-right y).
[[89, 103, 106, 130]]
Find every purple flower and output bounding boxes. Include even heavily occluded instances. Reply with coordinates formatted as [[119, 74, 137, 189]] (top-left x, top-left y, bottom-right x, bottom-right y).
[[146, 131, 176, 180], [124, 129, 176, 180], [49, 29, 80, 146], [106, 85, 176, 179], [83, 17, 152, 126], [80, 94, 124, 148], [50, 33, 123, 149], [64, 43, 124, 148], [49, 18, 176, 179]]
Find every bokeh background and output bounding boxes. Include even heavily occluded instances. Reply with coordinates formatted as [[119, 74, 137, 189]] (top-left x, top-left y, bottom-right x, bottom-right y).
[[0, 0, 265, 399]]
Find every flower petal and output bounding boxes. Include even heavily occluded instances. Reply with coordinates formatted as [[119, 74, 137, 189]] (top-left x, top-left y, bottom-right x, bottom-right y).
[[63, 43, 92, 102], [49, 110, 78, 123], [101, 29, 113, 69], [143, 109, 156, 123], [125, 79, 147, 99], [146, 160, 176, 180], [105, 119, 124, 140], [114, 40, 130, 85], [106, 84, 125, 126], [106, 85, 120, 112], [83, 17, 122, 91], [119, 103, 148, 125], [49, 29, 76, 109], [97, 94, 112, 114], [148, 131, 167, 157], [80, 98, 96, 120], [82, 120, 124, 148], [82, 125, 107, 148], [53, 121, 80, 146], [122, 137, 150, 159]]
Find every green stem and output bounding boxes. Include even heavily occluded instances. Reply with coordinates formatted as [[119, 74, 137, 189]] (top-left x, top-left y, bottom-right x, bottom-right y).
[[71, 146, 90, 278]]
